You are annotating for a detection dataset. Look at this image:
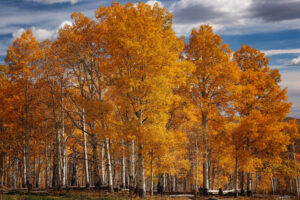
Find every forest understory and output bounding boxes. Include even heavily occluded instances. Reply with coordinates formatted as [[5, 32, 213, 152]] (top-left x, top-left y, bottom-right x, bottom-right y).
[[0, 190, 297, 200]]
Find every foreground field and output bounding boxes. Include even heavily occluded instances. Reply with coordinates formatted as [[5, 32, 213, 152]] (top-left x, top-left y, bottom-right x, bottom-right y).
[[0, 191, 297, 200]]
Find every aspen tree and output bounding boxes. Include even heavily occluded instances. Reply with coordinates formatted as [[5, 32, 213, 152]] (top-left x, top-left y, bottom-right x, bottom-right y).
[[185, 25, 240, 195]]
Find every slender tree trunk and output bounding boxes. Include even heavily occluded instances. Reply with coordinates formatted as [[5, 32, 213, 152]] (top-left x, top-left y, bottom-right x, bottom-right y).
[[191, 151, 194, 193], [22, 147, 26, 188], [292, 142, 300, 196], [129, 139, 135, 194], [71, 146, 78, 186], [150, 159, 153, 196], [211, 164, 215, 190], [92, 135, 100, 187], [0, 152, 4, 186], [240, 171, 245, 195], [172, 175, 176, 193], [208, 159, 211, 190], [163, 173, 166, 192], [202, 113, 209, 196], [121, 140, 126, 189], [37, 143, 42, 188], [137, 143, 146, 198], [100, 141, 105, 185], [60, 85, 66, 187], [255, 172, 258, 193], [105, 138, 113, 193], [271, 177, 276, 194], [235, 155, 238, 197], [7, 152, 11, 187], [62, 141, 67, 187], [157, 173, 163, 194], [25, 84, 31, 190], [195, 139, 198, 195], [247, 172, 253, 196], [33, 153, 36, 187], [12, 156, 17, 189], [82, 109, 90, 188], [50, 82, 61, 189], [45, 140, 51, 188]]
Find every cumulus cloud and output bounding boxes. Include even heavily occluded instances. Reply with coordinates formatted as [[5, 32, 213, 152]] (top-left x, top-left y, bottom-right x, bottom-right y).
[[285, 56, 300, 66], [59, 20, 72, 29], [169, 0, 251, 36], [12, 28, 26, 40], [168, 0, 300, 36], [12, 20, 72, 42], [145, 0, 163, 8], [25, 0, 80, 4]]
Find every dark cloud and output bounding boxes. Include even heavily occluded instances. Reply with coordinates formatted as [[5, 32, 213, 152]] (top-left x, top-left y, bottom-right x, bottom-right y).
[[250, 0, 300, 22], [172, 3, 227, 24]]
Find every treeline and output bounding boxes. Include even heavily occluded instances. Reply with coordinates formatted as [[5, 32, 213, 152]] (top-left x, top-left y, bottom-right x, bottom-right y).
[[0, 2, 299, 197]]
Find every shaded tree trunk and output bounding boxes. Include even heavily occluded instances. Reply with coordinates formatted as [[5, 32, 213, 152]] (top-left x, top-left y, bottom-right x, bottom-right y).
[[0, 152, 4, 186], [247, 173, 253, 196], [240, 171, 245, 195], [150, 159, 153, 196], [45, 140, 51, 189], [137, 143, 146, 198], [22, 148, 26, 188], [91, 135, 100, 187]]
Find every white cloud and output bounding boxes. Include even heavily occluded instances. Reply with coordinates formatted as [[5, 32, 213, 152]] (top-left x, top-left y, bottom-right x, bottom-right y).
[[263, 48, 300, 56], [59, 20, 72, 29], [169, 0, 251, 36], [25, 0, 79, 4], [146, 0, 163, 8], [32, 27, 56, 41], [12, 20, 72, 42], [288, 56, 300, 66], [12, 28, 26, 40], [168, 0, 300, 36]]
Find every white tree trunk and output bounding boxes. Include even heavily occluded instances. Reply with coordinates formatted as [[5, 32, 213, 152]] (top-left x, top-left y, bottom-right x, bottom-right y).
[[129, 139, 135, 194], [25, 83, 31, 190], [202, 113, 209, 196], [82, 109, 90, 188], [60, 85, 66, 187], [292, 142, 299, 196], [235, 155, 238, 197], [100, 141, 105, 185], [121, 140, 126, 189], [105, 138, 113, 193]]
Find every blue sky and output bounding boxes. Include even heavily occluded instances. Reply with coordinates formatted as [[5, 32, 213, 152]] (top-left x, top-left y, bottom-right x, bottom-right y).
[[1, 0, 300, 117]]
